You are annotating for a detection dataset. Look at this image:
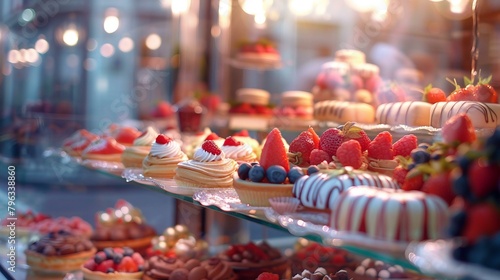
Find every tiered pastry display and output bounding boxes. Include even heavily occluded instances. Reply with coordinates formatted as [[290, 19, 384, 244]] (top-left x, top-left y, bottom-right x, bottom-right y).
[[174, 140, 237, 188], [143, 256, 237, 280], [25, 230, 96, 274], [236, 38, 281, 65], [220, 241, 288, 280], [81, 136, 126, 162], [81, 247, 145, 279], [274, 91, 314, 120], [62, 129, 99, 157], [142, 134, 188, 179], [122, 126, 159, 168], [90, 200, 157, 254], [146, 224, 208, 261]]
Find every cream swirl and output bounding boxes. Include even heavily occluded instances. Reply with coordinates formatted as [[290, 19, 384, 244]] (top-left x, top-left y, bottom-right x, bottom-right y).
[[221, 143, 254, 160], [150, 140, 183, 159], [133, 126, 158, 146], [193, 147, 225, 162]]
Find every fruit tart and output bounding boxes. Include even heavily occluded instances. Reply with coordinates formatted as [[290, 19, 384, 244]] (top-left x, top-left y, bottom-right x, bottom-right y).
[[25, 230, 96, 275], [62, 129, 99, 157], [81, 247, 145, 280], [104, 124, 142, 146], [90, 200, 156, 255], [32, 216, 93, 238], [82, 136, 126, 162], [220, 241, 288, 280]]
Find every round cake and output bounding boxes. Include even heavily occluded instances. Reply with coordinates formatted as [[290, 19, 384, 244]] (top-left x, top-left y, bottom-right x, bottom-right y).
[[275, 91, 314, 120], [236, 88, 270, 106], [293, 169, 399, 211], [334, 49, 366, 65], [25, 230, 96, 274], [330, 186, 449, 242]]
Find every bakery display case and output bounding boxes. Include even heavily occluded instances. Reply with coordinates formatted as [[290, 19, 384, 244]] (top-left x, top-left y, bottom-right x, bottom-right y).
[[1, 0, 500, 279]]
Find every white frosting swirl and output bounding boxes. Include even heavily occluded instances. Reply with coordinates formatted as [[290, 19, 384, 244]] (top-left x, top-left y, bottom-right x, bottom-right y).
[[133, 126, 159, 146], [221, 143, 253, 159], [150, 140, 183, 158], [83, 138, 108, 153], [193, 147, 225, 162]]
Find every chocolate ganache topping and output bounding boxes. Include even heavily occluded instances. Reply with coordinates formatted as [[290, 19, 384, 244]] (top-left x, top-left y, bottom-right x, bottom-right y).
[[144, 256, 236, 280]]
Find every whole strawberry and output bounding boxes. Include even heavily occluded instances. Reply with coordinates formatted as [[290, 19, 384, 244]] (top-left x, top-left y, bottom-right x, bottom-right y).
[[319, 128, 343, 158], [441, 113, 477, 144], [367, 131, 393, 160], [422, 84, 446, 104], [341, 122, 371, 152], [289, 131, 315, 166], [473, 75, 498, 103], [392, 134, 418, 158], [446, 78, 476, 101], [336, 140, 363, 169]]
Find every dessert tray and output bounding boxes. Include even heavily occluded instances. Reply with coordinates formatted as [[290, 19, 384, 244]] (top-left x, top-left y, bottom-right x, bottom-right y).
[[193, 188, 268, 215], [122, 168, 218, 196], [406, 239, 500, 280]]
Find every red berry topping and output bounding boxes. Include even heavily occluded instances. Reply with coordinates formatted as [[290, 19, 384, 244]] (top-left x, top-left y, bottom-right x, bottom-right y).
[[223, 136, 242, 146], [155, 134, 171, 145], [342, 123, 371, 152], [422, 84, 446, 104], [260, 128, 290, 172], [307, 127, 320, 148], [289, 131, 315, 166], [393, 165, 408, 187], [402, 173, 424, 191], [468, 159, 499, 199], [421, 172, 455, 205], [336, 140, 363, 169], [233, 129, 250, 137], [441, 113, 477, 144], [392, 134, 418, 158], [204, 132, 220, 141], [202, 140, 222, 155], [309, 149, 331, 165], [319, 128, 343, 158], [463, 202, 500, 243], [257, 272, 279, 280], [95, 259, 114, 273], [368, 131, 393, 160]]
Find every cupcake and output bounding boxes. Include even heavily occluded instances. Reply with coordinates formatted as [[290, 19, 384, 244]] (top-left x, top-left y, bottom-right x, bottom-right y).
[[122, 126, 159, 168], [25, 230, 96, 275], [81, 247, 145, 280], [220, 136, 257, 163], [82, 136, 126, 162], [220, 241, 288, 280], [62, 129, 99, 157], [143, 256, 237, 280], [142, 134, 188, 179], [90, 200, 156, 255], [174, 140, 237, 188]]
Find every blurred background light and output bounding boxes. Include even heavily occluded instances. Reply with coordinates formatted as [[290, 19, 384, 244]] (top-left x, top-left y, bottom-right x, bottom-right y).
[[35, 38, 49, 54], [100, 43, 115, 57], [172, 0, 191, 16], [145, 33, 161, 50], [62, 26, 79, 46], [118, 37, 134, 52], [103, 8, 120, 34]]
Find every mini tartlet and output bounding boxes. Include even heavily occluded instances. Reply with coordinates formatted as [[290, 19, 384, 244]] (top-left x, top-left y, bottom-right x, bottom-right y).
[[121, 126, 159, 168], [142, 134, 188, 179], [25, 230, 96, 275], [81, 247, 145, 280], [82, 136, 126, 162]]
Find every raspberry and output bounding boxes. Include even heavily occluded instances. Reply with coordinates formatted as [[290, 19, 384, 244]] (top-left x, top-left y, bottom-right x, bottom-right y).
[[402, 173, 424, 191], [336, 140, 363, 169], [310, 149, 331, 165], [256, 272, 279, 280], [368, 131, 393, 160], [155, 134, 171, 145], [115, 256, 138, 273], [233, 129, 249, 137], [392, 134, 418, 157], [319, 128, 343, 158], [201, 140, 222, 155], [223, 136, 242, 146], [289, 131, 315, 166], [393, 166, 408, 187]]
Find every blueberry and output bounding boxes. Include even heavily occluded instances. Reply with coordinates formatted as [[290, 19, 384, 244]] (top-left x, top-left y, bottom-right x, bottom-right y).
[[456, 156, 471, 171], [448, 210, 467, 237], [410, 148, 431, 164], [266, 165, 287, 184], [113, 253, 123, 264], [431, 151, 443, 161], [251, 162, 259, 166], [103, 247, 115, 259], [106, 267, 115, 273], [417, 143, 430, 150], [452, 175, 470, 197], [452, 245, 469, 262], [123, 247, 134, 257], [237, 162, 252, 180], [307, 165, 320, 175], [288, 167, 304, 184], [467, 237, 491, 264], [248, 165, 265, 182], [94, 253, 106, 264], [486, 128, 500, 149]]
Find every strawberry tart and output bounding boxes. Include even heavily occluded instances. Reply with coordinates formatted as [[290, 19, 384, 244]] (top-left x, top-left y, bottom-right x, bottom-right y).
[[26, 230, 96, 275], [236, 38, 281, 65], [142, 134, 188, 179], [90, 200, 157, 254], [121, 126, 159, 168], [292, 168, 399, 212], [104, 124, 142, 146], [220, 136, 257, 163], [81, 247, 145, 279], [274, 91, 314, 120], [330, 186, 449, 242], [62, 129, 99, 157], [174, 140, 237, 188], [81, 136, 126, 162]]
